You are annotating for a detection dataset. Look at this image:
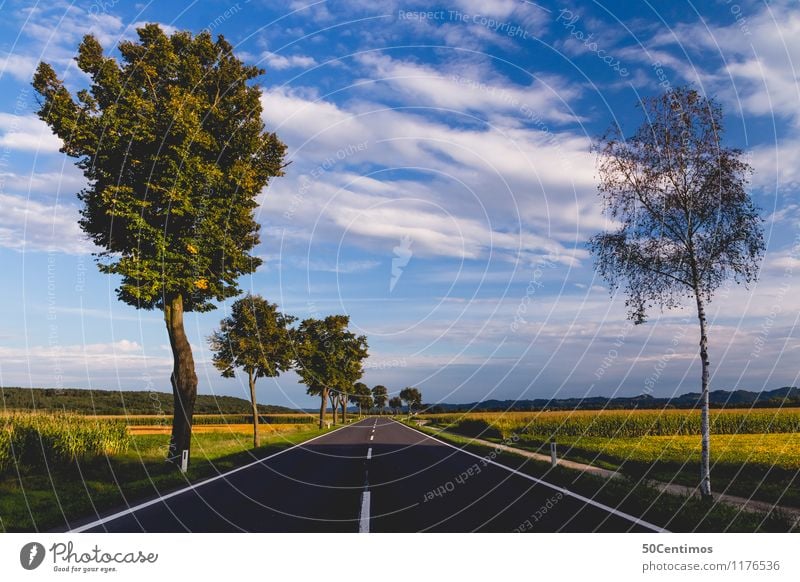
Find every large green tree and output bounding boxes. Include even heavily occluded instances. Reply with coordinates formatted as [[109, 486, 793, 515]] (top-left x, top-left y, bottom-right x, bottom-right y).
[[399, 387, 422, 415], [589, 87, 764, 498], [371, 385, 388, 414], [208, 294, 295, 447], [388, 396, 402, 415], [349, 382, 373, 416], [32, 25, 286, 464], [293, 315, 369, 429]]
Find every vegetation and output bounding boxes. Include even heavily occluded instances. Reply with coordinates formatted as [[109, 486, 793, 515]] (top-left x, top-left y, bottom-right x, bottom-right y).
[[349, 382, 373, 416], [0, 412, 131, 474], [388, 396, 403, 414], [372, 385, 388, 413], [0, 426, 327, 532], [0, 387, 295, 415], [420, 410, 800, 508], [399, 387, 422, 414], [110, 414, 315, 426], [424, 409, 800, 439], [209, 294, 296, 447], [33, 25, 286, 465], [589, 87, 765, 497], [293, 315, 369, 429], [406, 421, 797, 532]]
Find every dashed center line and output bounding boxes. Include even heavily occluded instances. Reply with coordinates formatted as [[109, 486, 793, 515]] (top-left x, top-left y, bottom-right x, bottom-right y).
[[359, 491, 371, 533], [366, 447, 372, 460], [369, 435, 374, 441]]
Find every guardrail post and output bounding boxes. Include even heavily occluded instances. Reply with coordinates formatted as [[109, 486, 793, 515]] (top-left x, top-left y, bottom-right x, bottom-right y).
[[550, 440, 557, 467], [180, 449, 189, 473]]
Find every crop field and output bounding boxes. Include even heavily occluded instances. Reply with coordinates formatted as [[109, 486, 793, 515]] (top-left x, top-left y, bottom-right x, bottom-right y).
[[0, 416, 329, 531], [420, 408, 800, 439], [92, 413, 317, 425], [420, 409, 800, 508], [1, 411, 131, 473], [127, 422, 316, 435]]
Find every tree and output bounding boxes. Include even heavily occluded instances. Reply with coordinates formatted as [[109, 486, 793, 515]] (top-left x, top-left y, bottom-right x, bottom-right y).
[[372, 385, 388, 414], [388, 396, 402, 415], [399, 387, 422, 415], [293, 315, 369, 429], [588, 87, 764, 498], [208, 294, 295, 447], [32, 25, 286, 465], [349, 382, 372, 416]]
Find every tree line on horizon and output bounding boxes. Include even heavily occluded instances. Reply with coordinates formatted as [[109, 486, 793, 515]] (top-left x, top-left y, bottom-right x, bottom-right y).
[[208, 292, 423, 446], [32, 24, 765, 501]]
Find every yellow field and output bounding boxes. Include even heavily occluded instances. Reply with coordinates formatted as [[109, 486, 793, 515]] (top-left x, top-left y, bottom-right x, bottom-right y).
[[128, 423, 315, 435], [421, 408, 800, 438], [552, 433, 800, 470]]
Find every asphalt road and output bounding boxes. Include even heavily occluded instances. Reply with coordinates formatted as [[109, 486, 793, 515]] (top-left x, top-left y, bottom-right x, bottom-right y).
[[71, 418, 663, 533]]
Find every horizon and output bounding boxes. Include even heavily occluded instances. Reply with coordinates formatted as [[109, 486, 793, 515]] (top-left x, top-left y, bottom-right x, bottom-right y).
[[5, 384, 798, 410], [1, 1, 799, 410]]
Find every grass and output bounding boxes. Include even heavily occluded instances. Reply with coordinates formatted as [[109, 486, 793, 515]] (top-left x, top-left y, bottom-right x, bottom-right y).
[[0, 424, 330, 532], [402, 420, 798, 533], [419, 410, 800, 511]]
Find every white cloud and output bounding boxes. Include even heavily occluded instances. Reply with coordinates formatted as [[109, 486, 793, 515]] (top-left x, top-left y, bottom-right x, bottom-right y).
[[0, 113, 63, 153], [0, 193, 94, 254], [354, 53, 580, 124], [645, 0, 800, 126], [0, 53, 39, 82], [262, 50, 317, 71]]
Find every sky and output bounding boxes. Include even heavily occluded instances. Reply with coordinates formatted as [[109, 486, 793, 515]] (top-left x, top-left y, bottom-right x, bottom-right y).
[[0, 0, 799, 410]]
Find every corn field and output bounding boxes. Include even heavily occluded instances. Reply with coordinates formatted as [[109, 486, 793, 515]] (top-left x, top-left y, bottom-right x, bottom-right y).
[[0, 411, 131, 473], [421, 408, 800, 440]]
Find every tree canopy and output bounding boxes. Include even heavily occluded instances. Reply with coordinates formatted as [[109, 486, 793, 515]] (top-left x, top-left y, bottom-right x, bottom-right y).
[[293, 315, 369, 428], [32, 24, 287, 463], [588, 86, 764, 497], [33, 25, 286, 313]]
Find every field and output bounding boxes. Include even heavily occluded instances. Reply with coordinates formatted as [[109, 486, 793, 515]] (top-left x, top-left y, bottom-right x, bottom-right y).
[[420, 409, 800, 509], [0, 410, 328, 531]]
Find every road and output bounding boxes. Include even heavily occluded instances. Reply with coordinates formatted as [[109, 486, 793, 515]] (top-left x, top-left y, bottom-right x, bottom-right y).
[[71, 418, 664, 532]]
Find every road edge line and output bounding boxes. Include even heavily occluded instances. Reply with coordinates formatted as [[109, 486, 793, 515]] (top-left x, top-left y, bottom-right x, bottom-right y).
[[392, 419, 668, 533]]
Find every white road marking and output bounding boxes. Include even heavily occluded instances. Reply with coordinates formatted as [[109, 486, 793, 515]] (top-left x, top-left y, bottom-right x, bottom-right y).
[[359, 490, 371, 533], [369, 435, 374, 441], [367, 447, 372, 460], [392, 419, 667, 533], [68, 423, 352, 533]]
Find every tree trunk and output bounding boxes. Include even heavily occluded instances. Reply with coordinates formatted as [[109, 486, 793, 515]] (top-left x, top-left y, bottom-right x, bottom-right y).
[[248, 369, 259, 448], [341, 398, 346, 423], [695, 292, 712, 499], [330, 393, 338, 425], [165, 294, 198, 466], [318, 387, 328, 429]]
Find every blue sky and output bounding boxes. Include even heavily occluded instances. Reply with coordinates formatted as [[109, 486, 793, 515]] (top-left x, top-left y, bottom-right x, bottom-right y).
[[0, 0, 798, 409]]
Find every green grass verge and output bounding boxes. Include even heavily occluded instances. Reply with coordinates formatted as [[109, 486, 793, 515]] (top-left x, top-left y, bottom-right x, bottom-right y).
[[427, 423, 800, 510], [404, 421, 798, 533], [0, 426, 331, 532]]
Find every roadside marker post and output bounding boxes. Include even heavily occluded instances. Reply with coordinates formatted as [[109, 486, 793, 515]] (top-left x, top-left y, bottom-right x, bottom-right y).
[[550, 441, 557, 467], [181, 450, 189, 473]]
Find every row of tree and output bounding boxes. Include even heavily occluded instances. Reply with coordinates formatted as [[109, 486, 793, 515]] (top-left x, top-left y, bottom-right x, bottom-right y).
[[208, 293, 421, 446], [33, 24, 764, 499]]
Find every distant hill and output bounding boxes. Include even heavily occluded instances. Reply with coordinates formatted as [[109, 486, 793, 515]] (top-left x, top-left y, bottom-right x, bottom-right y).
[[0, 387, 296, 415], [422, 387, 800, 413]]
